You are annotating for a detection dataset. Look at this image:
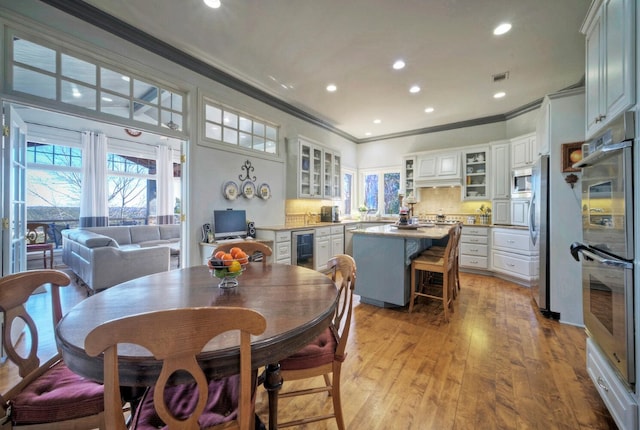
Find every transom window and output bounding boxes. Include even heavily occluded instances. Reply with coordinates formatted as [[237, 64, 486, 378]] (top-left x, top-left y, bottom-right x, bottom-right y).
[[10, 33, 185, 132], [204, 99, 278, 155]]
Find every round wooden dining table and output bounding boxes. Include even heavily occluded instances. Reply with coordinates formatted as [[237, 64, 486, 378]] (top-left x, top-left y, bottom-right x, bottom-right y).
[[55, 263, 338, 429]]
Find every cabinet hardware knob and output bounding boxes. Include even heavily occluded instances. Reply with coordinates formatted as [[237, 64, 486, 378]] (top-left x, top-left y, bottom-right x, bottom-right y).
[[596, 377, 609, 392]]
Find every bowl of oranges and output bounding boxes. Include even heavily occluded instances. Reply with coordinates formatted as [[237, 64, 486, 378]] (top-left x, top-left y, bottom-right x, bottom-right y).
[[208, 247, 249, 288]]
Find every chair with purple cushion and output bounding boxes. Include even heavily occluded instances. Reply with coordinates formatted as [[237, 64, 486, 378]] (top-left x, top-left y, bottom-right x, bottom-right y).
[[85, 307, 266, 430], [0, 269, 105, 429], [269, 254, 356, 430]]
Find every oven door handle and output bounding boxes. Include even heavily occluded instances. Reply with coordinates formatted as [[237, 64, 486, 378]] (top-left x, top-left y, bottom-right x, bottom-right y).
[[571, 243, 633, 269]]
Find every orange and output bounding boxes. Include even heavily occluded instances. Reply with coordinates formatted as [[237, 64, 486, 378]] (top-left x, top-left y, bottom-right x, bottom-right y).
[[230, 247, 243, 258], [235, 251, 248, 264], [214, 251, 226, 260], [222, 253, 234, 266]]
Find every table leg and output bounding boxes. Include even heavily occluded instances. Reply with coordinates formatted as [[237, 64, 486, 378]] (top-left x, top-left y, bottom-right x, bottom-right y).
[[264, 362, 282, 430], [48, 245, 53, 269]]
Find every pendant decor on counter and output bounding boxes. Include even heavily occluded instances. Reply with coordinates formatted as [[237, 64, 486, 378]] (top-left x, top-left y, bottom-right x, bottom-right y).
[[221, 160, 271, 200]]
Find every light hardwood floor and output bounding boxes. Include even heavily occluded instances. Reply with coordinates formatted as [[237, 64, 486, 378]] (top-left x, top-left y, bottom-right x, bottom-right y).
[[2, 267, 617, 429]]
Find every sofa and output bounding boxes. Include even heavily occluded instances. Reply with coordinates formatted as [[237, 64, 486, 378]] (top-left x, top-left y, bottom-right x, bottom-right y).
[[62, 225, 180, 293]]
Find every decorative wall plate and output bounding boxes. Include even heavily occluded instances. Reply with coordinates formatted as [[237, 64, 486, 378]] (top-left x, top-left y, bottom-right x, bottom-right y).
[[242, 180, 256, 199], [222, 181, 239, 200], [258, 183, 271, 200]]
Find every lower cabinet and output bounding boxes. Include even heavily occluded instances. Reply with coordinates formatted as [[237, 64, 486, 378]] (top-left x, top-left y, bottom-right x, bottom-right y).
[[490, 227, 537, 284], [586, 338, 637, 430], [459, 226, 489, 271], [314, 227, 332, 272], [255, 230, 291, 264], [330, 225, 344, 257]]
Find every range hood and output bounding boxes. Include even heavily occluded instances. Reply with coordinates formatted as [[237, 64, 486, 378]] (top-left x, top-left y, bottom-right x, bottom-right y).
[[414, 178, 462, 188]]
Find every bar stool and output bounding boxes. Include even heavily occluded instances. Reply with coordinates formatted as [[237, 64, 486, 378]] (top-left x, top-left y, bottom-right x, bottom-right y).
[[421, 222, 462, 298], [409, 224, 458, 321]]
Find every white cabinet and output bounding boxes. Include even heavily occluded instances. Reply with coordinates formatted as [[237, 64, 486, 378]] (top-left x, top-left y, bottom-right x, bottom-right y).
[[581, 0, 635, 139], [299, 140, 322, 198], [417, 154, 436, 178], [491, 228, 537, 284], [510, 199, 530, 227], [462, 148, 488, 200], [314, 227, 332, 272], [255, 230, 291, 264], [287, 137, 341, 199], [459, 226, 489, 271], [323, 150, 341, 199], [490, 141, 510, 199], [402, 156, 418, 201], [414, 150, 461, 186], [330, 225, 344, 257], [586, 338, 637, 430], [510, 133, 537, 168], [492, 200, 510, 225]]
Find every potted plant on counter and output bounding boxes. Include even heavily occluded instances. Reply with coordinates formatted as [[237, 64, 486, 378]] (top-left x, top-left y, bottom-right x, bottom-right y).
[[477, 205, 491, 225]]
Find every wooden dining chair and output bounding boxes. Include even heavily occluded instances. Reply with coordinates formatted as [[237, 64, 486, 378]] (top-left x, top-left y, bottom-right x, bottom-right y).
[[85, 307, 267, 430], [211, 242, 273, 265], [0, 269, 105, 429], [26, 223, 54, 269], [409, 224, 458, 321], [269, 254, 356, 430]]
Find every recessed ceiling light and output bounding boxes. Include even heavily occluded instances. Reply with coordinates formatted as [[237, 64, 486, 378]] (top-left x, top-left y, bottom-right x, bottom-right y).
[[326, 84, 337, 92], [493, 23, 512, 35], [409, 85, 421, 94], [493, 91, 506, 99], [424, 107, 434, 113], [365, 132, 372, 136], [393, 60, 405, 70], [204, 0, 221, 8], [373, 119, 382, 124]]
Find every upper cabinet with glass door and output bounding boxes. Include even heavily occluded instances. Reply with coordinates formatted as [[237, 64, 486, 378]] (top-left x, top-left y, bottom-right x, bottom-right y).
[[299, 141, 322, 198], [463, 148, 489, 200], [402, 156, 418, 202], [287, 137, 341, 199]]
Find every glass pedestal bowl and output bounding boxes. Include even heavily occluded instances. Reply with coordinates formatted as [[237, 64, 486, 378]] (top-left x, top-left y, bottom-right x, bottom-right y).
[[208, 259, 247, 289]]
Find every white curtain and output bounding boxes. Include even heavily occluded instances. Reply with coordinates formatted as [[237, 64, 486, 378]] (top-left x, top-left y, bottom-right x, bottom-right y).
[[79, 131, 108, 227], [156, 145, 175, 224]]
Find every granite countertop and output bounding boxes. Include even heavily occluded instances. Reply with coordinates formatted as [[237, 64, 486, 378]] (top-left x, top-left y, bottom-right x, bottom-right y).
[[255, 220, 529, 232], [351, 224, 452, 239]]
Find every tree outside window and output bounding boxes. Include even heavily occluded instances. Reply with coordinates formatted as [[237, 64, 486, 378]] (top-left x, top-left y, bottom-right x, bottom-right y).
[[362, 170, 401, 216]]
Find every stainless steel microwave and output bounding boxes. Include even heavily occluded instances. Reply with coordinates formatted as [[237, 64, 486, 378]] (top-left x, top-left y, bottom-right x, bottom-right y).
[[511, 167, 532, 198]]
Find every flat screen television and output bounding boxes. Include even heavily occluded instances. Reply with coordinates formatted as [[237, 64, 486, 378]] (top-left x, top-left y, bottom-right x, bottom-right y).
[[213, 209, 247, 241]]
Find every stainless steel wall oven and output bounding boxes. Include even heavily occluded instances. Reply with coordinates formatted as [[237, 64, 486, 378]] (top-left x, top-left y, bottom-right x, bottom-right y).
[[570, 111, 635, 387]]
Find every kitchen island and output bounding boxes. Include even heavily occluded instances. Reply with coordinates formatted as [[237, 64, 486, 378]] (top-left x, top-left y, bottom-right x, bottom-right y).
[[352, 224, 451, 307]]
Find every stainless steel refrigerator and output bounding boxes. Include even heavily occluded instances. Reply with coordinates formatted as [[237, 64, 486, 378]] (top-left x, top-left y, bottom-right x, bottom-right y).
[[529, 154, 557, 318]]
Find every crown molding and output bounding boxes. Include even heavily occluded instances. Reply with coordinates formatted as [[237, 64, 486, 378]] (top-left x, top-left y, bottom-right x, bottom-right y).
[[38, 0, 584, 145]]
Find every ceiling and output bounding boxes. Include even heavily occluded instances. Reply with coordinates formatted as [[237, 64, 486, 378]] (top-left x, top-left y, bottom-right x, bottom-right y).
[[52, 0, 590, 141]]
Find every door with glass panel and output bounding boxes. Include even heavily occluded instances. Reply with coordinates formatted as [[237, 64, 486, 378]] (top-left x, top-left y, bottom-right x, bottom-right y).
[[1, 104, 28, 275]]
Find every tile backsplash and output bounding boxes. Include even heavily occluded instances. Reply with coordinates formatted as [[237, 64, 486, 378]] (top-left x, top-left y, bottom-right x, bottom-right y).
[[412, 186, 490, 218]]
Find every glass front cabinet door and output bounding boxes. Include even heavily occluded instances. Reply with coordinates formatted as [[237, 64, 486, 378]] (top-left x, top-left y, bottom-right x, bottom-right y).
[[463, 148, 489, 200]]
